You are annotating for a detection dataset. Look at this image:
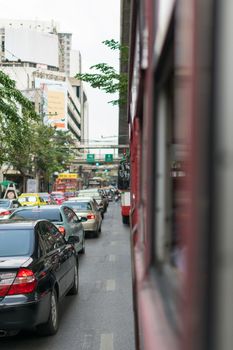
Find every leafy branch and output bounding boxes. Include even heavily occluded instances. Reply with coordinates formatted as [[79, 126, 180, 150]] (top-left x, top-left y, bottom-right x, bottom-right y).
[[76, 39, 128, 106]]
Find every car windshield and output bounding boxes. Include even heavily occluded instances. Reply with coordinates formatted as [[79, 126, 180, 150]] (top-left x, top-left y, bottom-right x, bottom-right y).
[[40, 194, 49, 200], [0, 200, 10, 208], [10, 209, 62, 222], [0, 229, 33, 257], [63, 201, 92, 210], [18, 196, 37, 203]]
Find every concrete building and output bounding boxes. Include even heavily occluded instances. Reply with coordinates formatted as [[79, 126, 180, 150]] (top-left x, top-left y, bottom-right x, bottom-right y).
[[0, 19, 88, 145]]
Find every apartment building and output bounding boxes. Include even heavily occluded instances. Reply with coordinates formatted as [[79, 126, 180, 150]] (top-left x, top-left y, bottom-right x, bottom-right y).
[[0, 19, 88, 145]]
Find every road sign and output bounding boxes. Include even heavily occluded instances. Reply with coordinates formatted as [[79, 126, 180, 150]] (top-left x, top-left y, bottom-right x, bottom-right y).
[[105, 154, 113, 162], [86, 154, 95, 163]]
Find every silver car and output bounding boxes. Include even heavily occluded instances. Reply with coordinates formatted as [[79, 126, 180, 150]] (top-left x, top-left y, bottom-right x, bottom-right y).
[[64, 198, 102, 238], [0, 199, 21, 219]]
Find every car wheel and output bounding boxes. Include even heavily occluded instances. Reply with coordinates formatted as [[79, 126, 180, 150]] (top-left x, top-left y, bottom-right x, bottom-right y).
[[80, 236, 85, 254], [37, 289, 59, 336], [68, 264, 79, 295], [98, 225, 101, 233]]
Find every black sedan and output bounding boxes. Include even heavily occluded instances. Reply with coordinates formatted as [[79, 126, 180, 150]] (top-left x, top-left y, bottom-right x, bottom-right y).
[[0, 220, 79, 336], [9, 205, 85, 255]]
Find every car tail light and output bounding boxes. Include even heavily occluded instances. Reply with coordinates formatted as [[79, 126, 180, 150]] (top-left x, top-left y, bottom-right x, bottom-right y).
[[0, 210, 11, 216], [87, 214, 95, 220], [0, 272, 16, 297], [0, 269, 37, 296], [58, 226, 66, 234]]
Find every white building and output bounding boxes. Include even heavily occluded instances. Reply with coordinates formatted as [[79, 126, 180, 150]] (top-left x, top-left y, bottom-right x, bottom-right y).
[[0, 19, 89, 145]]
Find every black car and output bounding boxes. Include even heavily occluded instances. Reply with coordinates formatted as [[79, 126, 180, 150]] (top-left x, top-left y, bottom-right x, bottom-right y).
[[0, 220, 79, 336], [9, 205, 85, 255]]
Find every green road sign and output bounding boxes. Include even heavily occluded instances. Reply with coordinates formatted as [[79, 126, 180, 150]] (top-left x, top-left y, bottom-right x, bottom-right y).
[[105, 154, 113, 162], [86, 154, 95, 163]]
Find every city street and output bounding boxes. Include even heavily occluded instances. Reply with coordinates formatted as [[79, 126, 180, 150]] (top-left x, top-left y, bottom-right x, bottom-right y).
[[0, 202, 135, 350]]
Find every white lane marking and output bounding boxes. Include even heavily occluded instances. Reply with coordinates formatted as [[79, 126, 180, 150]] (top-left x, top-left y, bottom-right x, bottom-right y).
[[82, 333, 94, 350], [100, 333, 114, 350], [109, 254, 116, 262], [106, 279, 116, 291]]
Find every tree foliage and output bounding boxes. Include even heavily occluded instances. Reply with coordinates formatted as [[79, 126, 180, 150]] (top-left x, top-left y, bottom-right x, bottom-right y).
[[76, 39, 128, 106], [0, 70, 38, 124], [0, 70, 75, 182]]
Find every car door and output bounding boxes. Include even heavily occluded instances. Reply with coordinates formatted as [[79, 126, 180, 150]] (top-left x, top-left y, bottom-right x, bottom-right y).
[[63, 206, 83, 254], [37, 221, 71, 297], [47, 221, 75, 293], [92, 200, 102, 229]]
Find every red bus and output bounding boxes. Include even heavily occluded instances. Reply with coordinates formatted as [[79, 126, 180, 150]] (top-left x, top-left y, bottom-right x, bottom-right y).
[[53, 173, 83, 195], [128, 1, 233, 349]]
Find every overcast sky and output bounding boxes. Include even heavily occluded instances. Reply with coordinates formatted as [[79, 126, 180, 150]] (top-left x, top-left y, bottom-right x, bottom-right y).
[[0, 0, 120, 144]]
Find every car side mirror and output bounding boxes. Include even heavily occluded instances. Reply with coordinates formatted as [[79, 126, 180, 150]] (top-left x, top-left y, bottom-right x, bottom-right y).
[[67, 235, 80, 244]]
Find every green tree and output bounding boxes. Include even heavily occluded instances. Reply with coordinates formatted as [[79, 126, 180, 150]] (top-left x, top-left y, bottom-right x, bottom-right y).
[[0, 70, 38, 125], [32, 127, 75, 181], [76, 39, 128, 106], [0, 70, 39, 166]]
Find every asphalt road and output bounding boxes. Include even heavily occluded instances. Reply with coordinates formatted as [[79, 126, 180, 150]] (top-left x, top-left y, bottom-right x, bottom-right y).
[[0, 201, 135, 350]]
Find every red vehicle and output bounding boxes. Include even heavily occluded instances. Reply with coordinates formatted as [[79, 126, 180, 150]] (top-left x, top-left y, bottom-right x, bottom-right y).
[[128, 1, 233, 350], [50, 191, 65, 205], [120, 191, 130, 224]]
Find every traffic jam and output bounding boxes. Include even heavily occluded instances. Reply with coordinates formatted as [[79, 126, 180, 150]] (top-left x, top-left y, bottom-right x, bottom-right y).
[[0, 177, 126, 338]]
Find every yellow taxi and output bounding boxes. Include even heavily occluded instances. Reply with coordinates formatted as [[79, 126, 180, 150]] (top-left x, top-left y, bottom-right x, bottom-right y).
[[18, 193, 47, 207]]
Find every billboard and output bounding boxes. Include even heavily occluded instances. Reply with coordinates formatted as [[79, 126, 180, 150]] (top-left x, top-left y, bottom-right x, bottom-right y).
[[35, 78, 68, 130], [5, 28, 59, 67]]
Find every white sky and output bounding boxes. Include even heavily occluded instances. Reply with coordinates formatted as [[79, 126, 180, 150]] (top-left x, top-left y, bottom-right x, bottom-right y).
[[0, 0, 120, 144]]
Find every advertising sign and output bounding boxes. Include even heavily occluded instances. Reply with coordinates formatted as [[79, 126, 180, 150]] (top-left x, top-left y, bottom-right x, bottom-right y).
[[35, 78, 68, 130], [26, 179, 37, 193], [5, 28, 59, 67]]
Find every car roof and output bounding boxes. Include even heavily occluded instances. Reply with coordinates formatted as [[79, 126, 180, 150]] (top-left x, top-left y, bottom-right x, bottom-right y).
[[14, 205, 63, 210], [0, 219, 47, 229], [70, 197, 94, 201], [19, 193, 40, 197], [79, 189, 99, 192]]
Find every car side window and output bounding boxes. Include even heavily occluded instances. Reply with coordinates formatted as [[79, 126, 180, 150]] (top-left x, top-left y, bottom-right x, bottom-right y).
[[63, 207, 78, 224], [47, 222, 66, 247], [38, 222, 57, 253]]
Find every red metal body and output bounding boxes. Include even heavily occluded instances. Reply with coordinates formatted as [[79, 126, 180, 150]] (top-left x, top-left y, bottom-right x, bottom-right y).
[[127, 0, 230, 349]]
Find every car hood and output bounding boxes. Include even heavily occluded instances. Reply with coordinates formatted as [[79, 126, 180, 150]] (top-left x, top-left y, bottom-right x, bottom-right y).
[[0, 256, 32, 269]]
